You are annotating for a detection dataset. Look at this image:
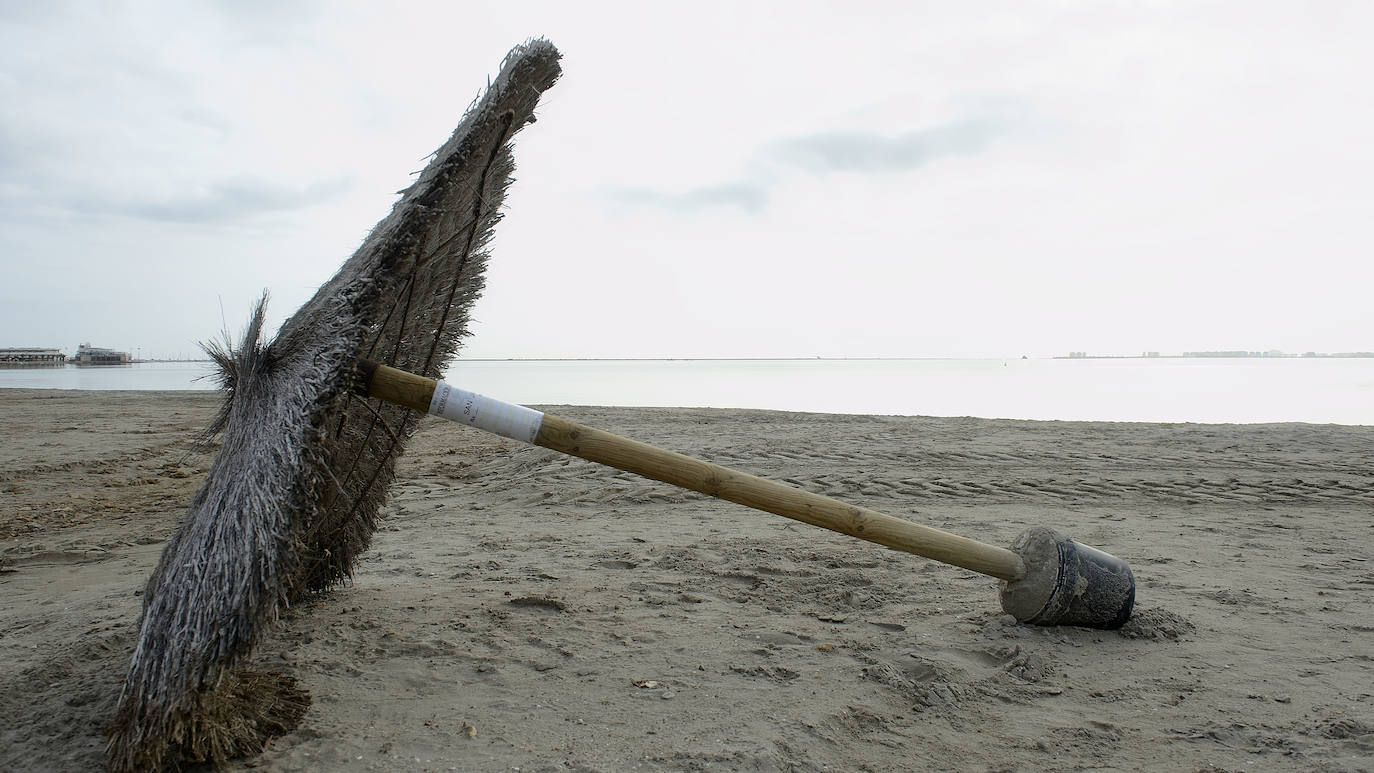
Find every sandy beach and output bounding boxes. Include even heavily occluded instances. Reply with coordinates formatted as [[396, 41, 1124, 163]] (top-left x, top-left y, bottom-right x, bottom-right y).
[[1, 388, 1371, 772]]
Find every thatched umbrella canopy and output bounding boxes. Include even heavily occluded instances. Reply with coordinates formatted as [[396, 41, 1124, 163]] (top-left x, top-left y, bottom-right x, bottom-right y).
[[107, 39, 561, 772]]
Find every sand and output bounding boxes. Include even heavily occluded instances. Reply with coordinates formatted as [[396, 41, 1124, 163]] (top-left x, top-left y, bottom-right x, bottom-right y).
[[1, 388, 1372, 772]]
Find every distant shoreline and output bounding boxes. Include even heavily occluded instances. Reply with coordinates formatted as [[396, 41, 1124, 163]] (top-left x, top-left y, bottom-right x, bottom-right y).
[[461, 354, 1374, 362], [6, 354, 1370, 365], [1055, 353, 1374, 360], [457, 356, 991, 362]]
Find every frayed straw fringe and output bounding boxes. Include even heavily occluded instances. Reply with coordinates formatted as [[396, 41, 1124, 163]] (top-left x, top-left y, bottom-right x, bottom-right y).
[[110, 670, 310, 770], [106, 39, 561, 772]]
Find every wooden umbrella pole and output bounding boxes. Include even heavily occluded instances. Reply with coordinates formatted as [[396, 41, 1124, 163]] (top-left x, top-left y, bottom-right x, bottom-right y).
[[357, 359, 1027, 582]]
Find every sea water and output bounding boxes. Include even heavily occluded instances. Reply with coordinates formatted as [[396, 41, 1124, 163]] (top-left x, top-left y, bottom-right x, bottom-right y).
[[4, 358, 1370, 425], [0, 361, 220, 391]]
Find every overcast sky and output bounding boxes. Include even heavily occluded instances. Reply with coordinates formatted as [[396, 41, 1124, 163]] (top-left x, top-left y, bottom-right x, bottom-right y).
[[2, 1, 1371, 361]]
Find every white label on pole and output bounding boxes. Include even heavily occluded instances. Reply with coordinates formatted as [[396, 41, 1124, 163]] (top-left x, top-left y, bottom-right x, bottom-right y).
[[428, 381, 544, 444]]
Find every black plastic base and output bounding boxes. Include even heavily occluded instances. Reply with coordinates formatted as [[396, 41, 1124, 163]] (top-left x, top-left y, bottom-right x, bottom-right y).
[[999, 527, 1135, 629]]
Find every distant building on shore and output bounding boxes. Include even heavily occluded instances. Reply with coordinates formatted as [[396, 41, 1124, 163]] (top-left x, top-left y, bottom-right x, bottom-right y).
[[0, 347, 67, 366], [71, 343, 132, 366], [1182, 350, 1292, 358]]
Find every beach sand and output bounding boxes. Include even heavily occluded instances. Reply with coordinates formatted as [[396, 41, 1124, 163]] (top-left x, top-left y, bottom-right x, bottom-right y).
[[2, 388, 1372, 772]]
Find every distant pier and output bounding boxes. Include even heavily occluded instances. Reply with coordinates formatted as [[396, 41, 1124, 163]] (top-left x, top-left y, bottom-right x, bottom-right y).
[[0, 347, 67, 367]]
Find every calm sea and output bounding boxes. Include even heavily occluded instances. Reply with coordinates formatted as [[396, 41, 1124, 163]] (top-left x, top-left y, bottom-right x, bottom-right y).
[[2, 358, 1371, 425]]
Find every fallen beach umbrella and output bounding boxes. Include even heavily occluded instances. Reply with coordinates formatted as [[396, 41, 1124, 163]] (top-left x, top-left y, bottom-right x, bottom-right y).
[[107, 39, 562, 772], [357, 359, 1137, 632], [106, 36, 1132, 772]]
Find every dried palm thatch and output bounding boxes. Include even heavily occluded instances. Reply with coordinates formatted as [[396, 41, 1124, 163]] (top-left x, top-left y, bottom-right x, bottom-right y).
[[106, 39, 561, 772]]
